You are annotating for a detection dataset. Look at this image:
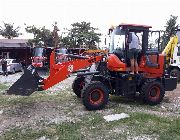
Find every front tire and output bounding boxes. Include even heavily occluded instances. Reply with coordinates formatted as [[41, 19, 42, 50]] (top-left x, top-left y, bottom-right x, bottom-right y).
[[82, 81, 109, 110], [72, 76, 85, 98], [140, 81, 165, 105]]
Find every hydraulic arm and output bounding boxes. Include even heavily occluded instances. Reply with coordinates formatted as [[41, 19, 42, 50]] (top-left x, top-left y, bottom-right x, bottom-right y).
[[162, 35, 178, 63], [7, 50, 105, 96], [41, 51, 103, 90]]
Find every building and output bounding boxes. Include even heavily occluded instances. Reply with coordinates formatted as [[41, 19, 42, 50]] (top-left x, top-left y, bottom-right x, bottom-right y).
[[0, 39, 90, 66], [0, 39, 32, 65]]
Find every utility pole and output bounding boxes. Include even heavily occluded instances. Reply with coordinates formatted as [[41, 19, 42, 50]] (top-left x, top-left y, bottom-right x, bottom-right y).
[[52, 22, 60, 48]]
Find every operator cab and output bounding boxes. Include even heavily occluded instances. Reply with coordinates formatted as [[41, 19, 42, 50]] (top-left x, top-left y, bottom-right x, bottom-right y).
[[31, 46, 46, 67], [55, 48, 68, 63], [108, 23, 161, 72], [32, 47, 46, 57]]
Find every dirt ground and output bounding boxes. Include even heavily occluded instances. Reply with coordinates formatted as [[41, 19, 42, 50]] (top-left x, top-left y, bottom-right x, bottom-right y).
[[0, 72, 179, 139], [0, 71, 179, 105]]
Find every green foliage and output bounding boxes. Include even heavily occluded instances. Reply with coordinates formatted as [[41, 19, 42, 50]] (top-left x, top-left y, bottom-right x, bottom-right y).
[[0, 22, 22, 39], [61, 21, 101, 49], [25, 25, 54, 47], [0, 123, 81, 140], [61, 34, 74, 47], [160, 15, 179, 51], [25, 21, 101, 49]]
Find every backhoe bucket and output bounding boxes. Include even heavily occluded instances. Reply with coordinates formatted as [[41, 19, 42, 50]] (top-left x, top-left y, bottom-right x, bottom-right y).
[[7, 65, 41, 96]]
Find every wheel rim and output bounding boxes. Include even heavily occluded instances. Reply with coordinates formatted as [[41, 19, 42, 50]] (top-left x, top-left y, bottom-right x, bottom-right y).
[[89, 89, 104, 105], [148, 86, 160, 101], [79, 81, 84, 89], [171, 71, 177, 77]]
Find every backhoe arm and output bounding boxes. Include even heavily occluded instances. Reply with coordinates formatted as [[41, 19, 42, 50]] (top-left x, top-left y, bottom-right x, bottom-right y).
[[162, 35, 178, 62]]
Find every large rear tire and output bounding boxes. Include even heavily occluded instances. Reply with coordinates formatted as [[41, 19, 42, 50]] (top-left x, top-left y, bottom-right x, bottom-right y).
[[140, 81, 165, 105], [72, 76, 85, 98], [82, 81, 109, 110]]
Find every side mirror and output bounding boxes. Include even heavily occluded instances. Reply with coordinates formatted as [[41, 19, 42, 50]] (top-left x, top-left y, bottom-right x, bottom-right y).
[[127, 33, 132, 43]]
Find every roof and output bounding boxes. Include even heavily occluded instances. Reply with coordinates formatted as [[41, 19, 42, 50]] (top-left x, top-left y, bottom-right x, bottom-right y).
[[0, 39, 29, 48], [119, 23, 152, 28], [0, 39, 28, 43]]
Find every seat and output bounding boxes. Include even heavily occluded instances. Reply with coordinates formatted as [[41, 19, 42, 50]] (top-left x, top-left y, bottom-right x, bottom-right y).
[[145, 55, 159, 68]]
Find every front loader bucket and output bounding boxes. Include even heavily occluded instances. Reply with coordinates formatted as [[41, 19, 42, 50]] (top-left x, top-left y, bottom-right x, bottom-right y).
[[7, 65, 41, 96]]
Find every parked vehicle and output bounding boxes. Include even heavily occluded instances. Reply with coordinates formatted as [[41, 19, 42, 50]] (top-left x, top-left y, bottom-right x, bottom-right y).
[[0, 59, 23, 74]]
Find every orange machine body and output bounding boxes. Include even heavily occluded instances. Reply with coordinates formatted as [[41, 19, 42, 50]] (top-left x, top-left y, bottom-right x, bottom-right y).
[[107, 53, 165, 78]]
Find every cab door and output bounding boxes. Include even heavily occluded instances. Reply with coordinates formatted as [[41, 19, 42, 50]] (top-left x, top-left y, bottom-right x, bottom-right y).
[[141, 31, 164, 77], [145, 31, 161, 68], [147, 31, 160, 52]]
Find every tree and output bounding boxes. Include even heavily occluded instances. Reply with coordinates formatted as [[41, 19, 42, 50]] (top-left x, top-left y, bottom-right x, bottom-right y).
[[0, 22, 22, 39], [61, 36, 74, 47], [160, 15, 179, 51], [61, 21, 101, 49], [25, 25, 54, 47]]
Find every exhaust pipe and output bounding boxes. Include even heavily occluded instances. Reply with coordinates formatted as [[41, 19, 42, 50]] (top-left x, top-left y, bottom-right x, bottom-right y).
[[7, 65, 43, 96]]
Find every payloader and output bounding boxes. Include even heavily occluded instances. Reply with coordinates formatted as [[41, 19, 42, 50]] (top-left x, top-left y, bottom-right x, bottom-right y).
[[7, 24, 177, 110]]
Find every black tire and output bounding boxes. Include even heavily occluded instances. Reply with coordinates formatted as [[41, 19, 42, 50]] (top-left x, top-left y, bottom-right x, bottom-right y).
[[82, 81, 109, 110], [72, 76, 85, 98], [170, 68, 180, 81], [140, 81, 165, 105]]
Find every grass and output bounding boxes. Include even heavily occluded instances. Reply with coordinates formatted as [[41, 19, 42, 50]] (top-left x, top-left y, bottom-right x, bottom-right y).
[[110, 95, 162, 114], [122, 113, 180, 140], [0, 88, 73, 107], [0, 84, 8, 90], [0, 83, 179, 140], [0, 112, 179, 140], [0, 123, 101, 140], [0, 84, 8, 94], [1, 122, 81, 140]]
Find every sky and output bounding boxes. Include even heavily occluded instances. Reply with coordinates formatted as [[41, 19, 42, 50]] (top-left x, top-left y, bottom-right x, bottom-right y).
[[0, 0, 180, 38]]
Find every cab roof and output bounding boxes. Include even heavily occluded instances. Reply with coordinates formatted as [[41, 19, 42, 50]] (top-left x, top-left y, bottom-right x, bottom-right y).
[[119, 23, 152, 28], [118, 23, 152, 32]]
